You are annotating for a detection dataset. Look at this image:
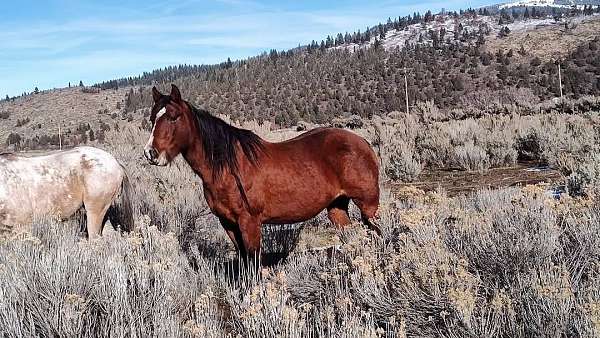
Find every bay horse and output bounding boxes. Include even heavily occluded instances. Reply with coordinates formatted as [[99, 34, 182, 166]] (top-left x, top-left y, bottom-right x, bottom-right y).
[[0, 146, 133, 238], [144, 85, 381, 260]]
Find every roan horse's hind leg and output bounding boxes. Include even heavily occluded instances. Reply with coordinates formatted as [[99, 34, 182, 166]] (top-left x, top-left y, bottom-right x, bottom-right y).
[[85, 204, 111, 238], [83, 193, 113, 238], [327, 196, 351, 229]]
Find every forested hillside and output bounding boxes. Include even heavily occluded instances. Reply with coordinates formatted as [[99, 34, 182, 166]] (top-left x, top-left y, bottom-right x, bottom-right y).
[[86, 7, 599, 127]]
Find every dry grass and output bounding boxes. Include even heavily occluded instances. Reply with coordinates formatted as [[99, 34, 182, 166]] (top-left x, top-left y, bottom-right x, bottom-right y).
[[1, 183, 599, 337]]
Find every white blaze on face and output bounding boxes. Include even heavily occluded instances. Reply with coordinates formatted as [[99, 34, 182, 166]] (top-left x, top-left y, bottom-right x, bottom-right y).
[[144, 107, 169, 165], [145, 107, 166, 150]]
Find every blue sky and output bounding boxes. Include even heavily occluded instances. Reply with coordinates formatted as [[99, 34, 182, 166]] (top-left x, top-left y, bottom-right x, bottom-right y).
[[0, 0, 497, 98]]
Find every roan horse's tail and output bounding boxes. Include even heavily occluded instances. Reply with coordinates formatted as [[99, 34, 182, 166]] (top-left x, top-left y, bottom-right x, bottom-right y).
[[106, 164, 135, 232]]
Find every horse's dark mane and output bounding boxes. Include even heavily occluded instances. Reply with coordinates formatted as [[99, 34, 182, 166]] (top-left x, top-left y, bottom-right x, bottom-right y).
[[188, 102, 264, 178]]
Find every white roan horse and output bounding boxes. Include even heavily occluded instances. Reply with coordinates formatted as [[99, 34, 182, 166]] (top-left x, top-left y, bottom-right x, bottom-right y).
[[0, 146, 133, 237]]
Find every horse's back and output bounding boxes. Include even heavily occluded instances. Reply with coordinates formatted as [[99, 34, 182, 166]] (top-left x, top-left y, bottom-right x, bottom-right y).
[[275, 127, 378, 174]]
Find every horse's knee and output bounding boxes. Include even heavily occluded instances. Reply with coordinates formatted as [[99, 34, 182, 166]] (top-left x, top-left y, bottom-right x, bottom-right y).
[[327, 196, 350, 228]]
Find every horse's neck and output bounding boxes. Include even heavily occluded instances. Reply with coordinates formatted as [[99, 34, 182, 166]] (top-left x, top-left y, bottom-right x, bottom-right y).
[[182, 137, 216, 185]]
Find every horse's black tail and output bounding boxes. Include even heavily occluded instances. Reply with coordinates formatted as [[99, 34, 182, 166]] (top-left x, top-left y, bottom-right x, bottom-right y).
[[106, 164, 135, 232]]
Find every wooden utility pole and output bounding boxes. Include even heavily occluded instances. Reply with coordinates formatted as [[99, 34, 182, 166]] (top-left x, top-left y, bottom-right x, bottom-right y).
[[558, 62, 563, 101], [58, 123, 62, 150], [404, 67, 410, 114]]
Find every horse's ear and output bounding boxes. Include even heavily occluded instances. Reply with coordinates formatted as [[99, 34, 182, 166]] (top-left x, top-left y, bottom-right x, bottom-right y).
[[152, 86, 162, 103], [170, 84, 182, 103]]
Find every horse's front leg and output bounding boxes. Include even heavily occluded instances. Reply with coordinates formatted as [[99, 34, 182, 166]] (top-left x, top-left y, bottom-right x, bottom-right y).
[[238, 215, 262, 265], [219, 217, 246, 257]]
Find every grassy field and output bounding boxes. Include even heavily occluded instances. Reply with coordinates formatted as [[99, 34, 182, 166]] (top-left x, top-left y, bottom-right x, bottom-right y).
[[1, 108, 599, 337]]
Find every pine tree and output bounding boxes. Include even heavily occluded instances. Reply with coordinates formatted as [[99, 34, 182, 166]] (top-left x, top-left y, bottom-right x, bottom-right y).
[[498, 26, 511, 38], [79, 80, 84, 87], [336, 33, 344, 46], [34, 87, 39, 94], [324, 36, 331, 48], [424, 10, 434, 22]]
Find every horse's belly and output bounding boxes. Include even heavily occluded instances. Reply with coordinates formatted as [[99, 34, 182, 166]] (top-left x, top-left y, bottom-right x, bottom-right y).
[[0, 175, 82, 226], [261, 185, 336, 224], [264, 210, 323, 224]]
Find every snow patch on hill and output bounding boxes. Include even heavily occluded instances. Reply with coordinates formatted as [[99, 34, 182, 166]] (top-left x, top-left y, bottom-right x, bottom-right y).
[[330, 12, 598, 53], [331, 15, 496, 52], [499, 0, 585, 9]]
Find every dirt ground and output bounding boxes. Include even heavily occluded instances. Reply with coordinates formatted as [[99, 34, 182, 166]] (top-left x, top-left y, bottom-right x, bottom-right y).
[[391, 162, 564, 197]]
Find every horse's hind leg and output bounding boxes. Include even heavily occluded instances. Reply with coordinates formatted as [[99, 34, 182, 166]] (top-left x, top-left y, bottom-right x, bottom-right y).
[[352, 196, 382, 236], [84, 198, 112, 239], [86, 206, 109, 239], [327, 196, 351, 229]]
